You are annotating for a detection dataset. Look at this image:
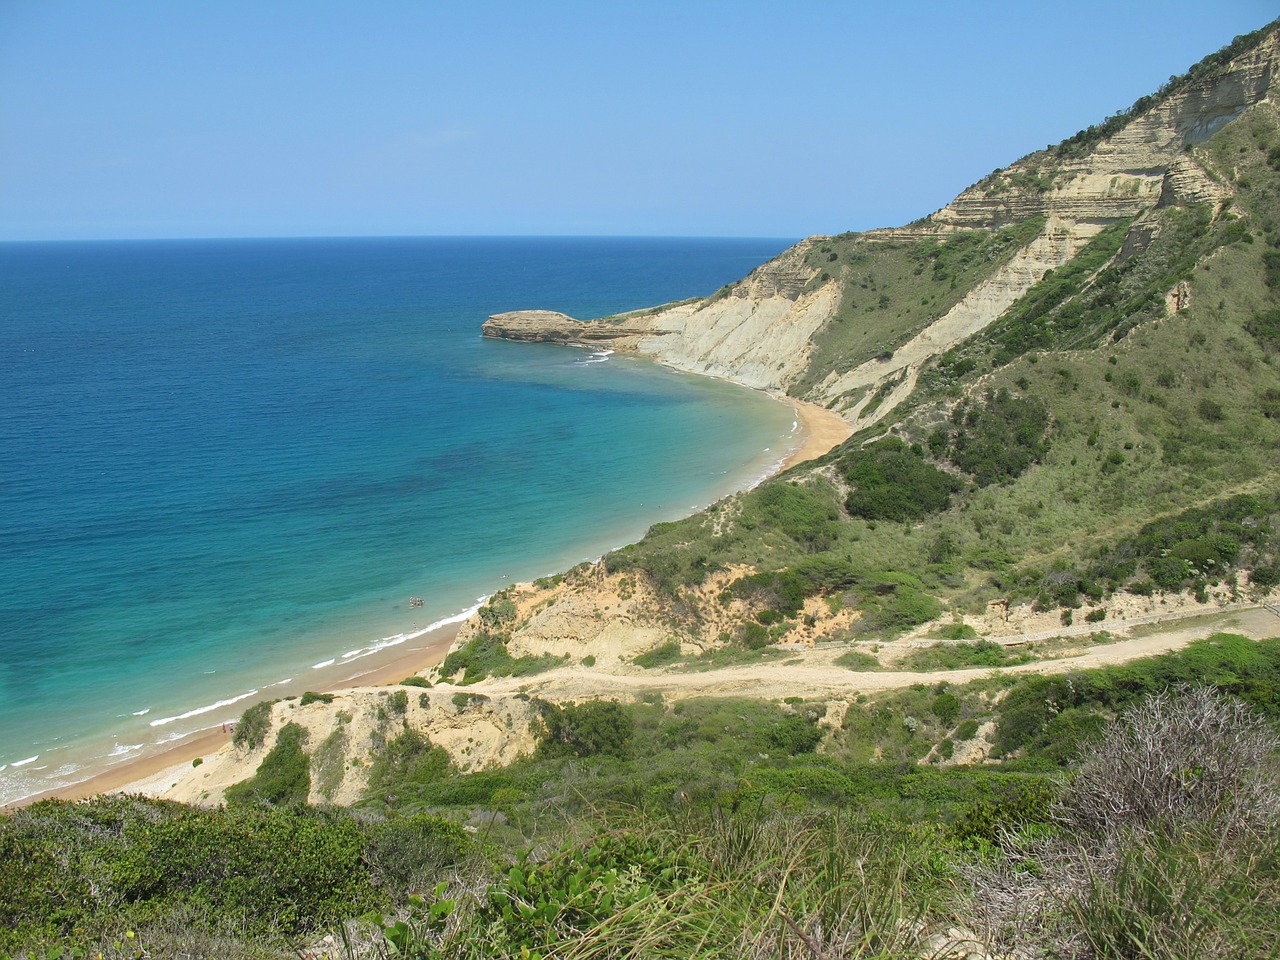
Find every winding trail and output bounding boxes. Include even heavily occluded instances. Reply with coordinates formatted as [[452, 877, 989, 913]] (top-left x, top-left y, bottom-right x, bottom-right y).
[[465, 607, 1280, 705]]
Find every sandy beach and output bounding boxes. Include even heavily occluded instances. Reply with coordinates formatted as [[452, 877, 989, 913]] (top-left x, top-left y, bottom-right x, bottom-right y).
[[25, 397, 853, 807], [778, 396, 854, 471], [20, 622, 463, 807]]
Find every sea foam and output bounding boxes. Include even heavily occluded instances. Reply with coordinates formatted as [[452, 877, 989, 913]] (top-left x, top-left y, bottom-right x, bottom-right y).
[[149, 689, 258, 727]]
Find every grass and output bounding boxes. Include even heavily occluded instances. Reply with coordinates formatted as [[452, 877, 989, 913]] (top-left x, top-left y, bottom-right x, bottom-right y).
[[790, 219, 1045, 398], [901, 640, 1034, 671]]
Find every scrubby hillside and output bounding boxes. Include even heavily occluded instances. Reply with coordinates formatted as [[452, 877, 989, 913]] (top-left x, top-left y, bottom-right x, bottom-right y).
[[480, 17, 1280, 663]]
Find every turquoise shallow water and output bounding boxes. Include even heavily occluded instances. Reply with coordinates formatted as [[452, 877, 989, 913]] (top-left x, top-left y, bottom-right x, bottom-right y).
[[0, 236, 797, 802]]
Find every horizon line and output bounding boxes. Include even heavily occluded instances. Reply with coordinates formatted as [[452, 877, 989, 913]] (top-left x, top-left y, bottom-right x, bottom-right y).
[[0, 231, 811, 245]]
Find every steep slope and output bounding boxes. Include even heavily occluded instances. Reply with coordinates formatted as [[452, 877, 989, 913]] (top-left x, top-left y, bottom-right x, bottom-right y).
[[477, 19, 1280, 664], [487, 22, 1280, 435]]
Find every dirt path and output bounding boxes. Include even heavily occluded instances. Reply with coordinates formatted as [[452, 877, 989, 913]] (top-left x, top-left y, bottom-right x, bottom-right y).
[[465, 606, 1280, 704]]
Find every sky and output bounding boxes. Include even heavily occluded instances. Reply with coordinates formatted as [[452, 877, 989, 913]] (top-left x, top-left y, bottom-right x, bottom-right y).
[[1, 1, 1276, 241]]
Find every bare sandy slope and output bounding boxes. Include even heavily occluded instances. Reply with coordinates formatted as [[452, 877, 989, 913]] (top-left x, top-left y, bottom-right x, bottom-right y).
[[455, 606, 1280, 705]]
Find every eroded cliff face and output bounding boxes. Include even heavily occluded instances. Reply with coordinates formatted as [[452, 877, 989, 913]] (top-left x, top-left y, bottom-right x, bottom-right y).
[[161, 686, 541, 807], [481, 241, 839, 393], [899, 32, 1278, 235], [482, 29, 1280, 432]]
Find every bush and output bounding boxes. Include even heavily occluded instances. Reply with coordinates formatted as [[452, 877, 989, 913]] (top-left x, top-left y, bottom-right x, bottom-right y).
[[1250, 564, 1280, 587], [366, 728, 454, 802], [116, 805, 374, 936], [1060, 686, 1280, 841], [0, 799, 381, 942], [834, 649, 880, 670], [968, 686, 1280, 958], [842, 437, 963, 522], [633, 640, 683, 668], [763, 715, 825, 755], [942, 389, 1051, 486], [439, 631, 566, 684], [385, 690, 409, 717], [932, 692, 961, 727], [232, 700, 276, 750], [225, 722, 310, 807], [750, 480, 841, 550], [363, 813, 470, 894], [537, 701, 635, 759], [299, 691, 334, 706]]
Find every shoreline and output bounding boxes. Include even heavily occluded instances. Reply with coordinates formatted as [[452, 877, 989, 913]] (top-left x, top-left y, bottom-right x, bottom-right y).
[[775, 395, 853, 472], [16, 622, 464, 807], [23, 385, 852, 808]]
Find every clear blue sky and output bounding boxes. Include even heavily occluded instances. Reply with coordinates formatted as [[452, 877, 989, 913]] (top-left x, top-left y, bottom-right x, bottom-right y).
[[1, 1, 1275, 241]]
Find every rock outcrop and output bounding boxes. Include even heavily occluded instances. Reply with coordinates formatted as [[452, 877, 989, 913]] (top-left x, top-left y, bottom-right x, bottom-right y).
[[482, 309, 652, 344]]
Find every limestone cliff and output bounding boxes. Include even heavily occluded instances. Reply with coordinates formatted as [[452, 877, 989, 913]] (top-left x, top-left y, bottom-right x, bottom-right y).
[[483, 25, 1280, 430]]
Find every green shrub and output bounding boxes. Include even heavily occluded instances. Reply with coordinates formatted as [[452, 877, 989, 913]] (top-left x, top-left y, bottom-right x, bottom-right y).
[[400, 675, 431, 688], [740, 621, 770, 649], [751, 480, 842, 550], [299, 691, 335, 707], [932, 692, 960, 727], [942, 388, 1051, 486], [951, 777, 1058, 846], [904, 640, 1023, 671], [834, 649, 880, 670], [1251, 564, 1280, 587], [537, 701, 635, 759], [764, 715, 824, 755], [633, 640, 682, 668], [363, 813, 470, 894], [231, 700, 276, 750], [115, 805, 374, 936], [940, 622, 978, 641], [366, 728, 454, 802], [0, 799, 380, 942], [225, 722, 310, 807], [841, 437, 963, 522], [438, 631, 566, 684]]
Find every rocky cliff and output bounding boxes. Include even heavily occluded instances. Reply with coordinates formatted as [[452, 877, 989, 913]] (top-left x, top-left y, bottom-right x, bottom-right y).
[[484, 25, 1280, 430]]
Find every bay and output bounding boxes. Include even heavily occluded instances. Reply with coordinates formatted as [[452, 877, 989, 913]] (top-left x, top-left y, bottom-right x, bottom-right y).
[[0, 236, 797, 802]]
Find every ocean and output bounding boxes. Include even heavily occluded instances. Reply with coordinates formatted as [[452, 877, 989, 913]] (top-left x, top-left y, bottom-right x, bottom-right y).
[[0, 236, 798, 804]]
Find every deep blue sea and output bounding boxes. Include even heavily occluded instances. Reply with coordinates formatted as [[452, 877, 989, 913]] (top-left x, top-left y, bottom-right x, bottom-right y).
[[0, 236, 798, 803]]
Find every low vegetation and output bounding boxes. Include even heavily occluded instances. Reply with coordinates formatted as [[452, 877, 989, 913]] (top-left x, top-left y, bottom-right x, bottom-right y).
[[4, 637, 1278, 958]]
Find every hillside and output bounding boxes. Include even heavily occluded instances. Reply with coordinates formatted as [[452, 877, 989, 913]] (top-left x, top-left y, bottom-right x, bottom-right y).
[[474, 17, 1280, 662], [10, 19, 1280, 960]]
